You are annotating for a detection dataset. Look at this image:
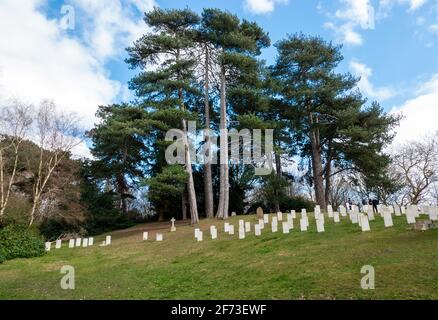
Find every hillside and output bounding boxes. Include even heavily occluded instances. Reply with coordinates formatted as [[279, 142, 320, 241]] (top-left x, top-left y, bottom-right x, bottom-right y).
[[1, 213, 438, 300]]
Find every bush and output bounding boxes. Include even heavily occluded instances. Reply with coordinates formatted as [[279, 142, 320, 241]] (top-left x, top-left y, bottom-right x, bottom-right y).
[[281, 196, 315, 212], [0, 225, 46, 263], [39, 218, 82, 241]]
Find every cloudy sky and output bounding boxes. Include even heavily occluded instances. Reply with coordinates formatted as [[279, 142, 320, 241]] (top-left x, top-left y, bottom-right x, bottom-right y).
[[1, 0, 438, 154]]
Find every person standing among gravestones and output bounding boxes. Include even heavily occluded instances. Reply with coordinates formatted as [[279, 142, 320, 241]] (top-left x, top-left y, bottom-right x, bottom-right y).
[[372, 198, 379, 214]]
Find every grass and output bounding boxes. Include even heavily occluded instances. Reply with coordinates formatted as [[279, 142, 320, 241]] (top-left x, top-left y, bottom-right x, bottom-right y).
[[1, 213, 438, 300]]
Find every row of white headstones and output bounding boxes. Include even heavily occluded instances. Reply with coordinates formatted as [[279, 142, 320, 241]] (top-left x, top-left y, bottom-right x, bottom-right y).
[[46, 204, 434, 249], [192, 204, 436, 242], [45, 235, 112, 252]]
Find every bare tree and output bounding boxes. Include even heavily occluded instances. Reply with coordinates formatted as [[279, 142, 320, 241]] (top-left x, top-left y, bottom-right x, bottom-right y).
[[0, 99, 33, 218], [29, 100, 82, 225], [391, 136, 438, 205]]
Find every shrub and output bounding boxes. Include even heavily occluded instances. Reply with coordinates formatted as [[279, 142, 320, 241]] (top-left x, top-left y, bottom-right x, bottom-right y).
[[0, 225, 46, 263], [39, 218, 82, 241]]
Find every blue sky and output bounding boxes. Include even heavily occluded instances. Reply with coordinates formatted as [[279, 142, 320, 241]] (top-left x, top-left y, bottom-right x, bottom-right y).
[[1, 0, 438, 155]]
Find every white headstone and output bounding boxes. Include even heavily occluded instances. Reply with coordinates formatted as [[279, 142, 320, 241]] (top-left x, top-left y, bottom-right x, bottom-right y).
[[271, 218, 278, 233], [105, 235, 111, 245], [317, 213, 325, 224], [55, 239, 62, 249], [45, 242, 51, 251], [239, 219, 245, 229], [245, 221, 251, 233], [211, 227, 217, 240], [228, 225, 235, 235], [224, 222, 230, 233], [194, 228, 200, 239], [383, 212, 393, 228], [197, 231, 203, 242], [82, 238, 89, 247], [143, 232, 149, 241], [333, 211, 340, 223], [277, 211, 283, 221], [301, 208, 307, 217], [170, 217, 176, 232], [350, 212, 358, 224], [394, 205, 401, 217], [263, 214, 269, 224], [290, 210, 296, 219], [282, 221, 290, 234], [88, 237, 94, 246], [156, 233, 163, 241], [255, 224, 261, 236], [316, 219, 325, 233], [238, 228, 245, 239], [314, 205, 321, 219], [68, 239, 75, 248], [258, 219, 265, 229], [406, 210, 416, 224], [287, 214, 293, 229], [327, 205, 333, 218], [367, 207, 375, 221], [360, 214, 371, 232], [300, 218, 308, 231], [231, 211, 237, 217], [75, 238, 82, 247]]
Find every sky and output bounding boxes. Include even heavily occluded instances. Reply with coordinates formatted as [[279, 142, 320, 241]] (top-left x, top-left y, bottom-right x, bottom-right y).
[[1, 0, 438, 156]]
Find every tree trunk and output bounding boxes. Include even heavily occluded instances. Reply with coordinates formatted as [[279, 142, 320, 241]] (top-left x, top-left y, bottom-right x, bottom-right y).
[[176, 49, 199, 225], [182, 189, 187, 220], [274, 151, 282, 212], [216, 64, 229, 219], [203, 45, 214, 218], [309, 112, 326, 208]]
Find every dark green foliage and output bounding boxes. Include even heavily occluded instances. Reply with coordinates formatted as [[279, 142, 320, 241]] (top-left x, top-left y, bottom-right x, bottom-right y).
[[81, 161, 135, 236], [39, 218, 81, 242], [0, 225, 45, 263], [142, 165, 188, 221]]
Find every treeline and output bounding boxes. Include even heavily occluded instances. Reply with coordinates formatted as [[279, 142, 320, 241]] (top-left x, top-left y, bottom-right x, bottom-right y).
[[86, 7, 400, 224]]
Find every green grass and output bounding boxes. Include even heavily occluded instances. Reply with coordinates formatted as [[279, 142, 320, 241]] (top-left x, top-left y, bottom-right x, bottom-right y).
[[1, 213, 438, 300]]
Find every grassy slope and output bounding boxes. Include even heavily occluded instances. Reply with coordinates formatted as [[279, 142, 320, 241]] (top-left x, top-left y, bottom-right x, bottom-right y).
[[1, 213, 438, 300]]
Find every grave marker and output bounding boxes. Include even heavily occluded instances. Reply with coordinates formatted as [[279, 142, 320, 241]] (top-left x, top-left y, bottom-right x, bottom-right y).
[[263, 214, 269, 224], [327, 205, 333, 218], [45, 242, 51, 251], [360, 214, 371, 232], [143, 232, 149, 241], [290, 210, 296, 219], [156, 233, 163, 241], [75, 238, 81, 247], [255, 224, 261, 236], [170, 217, 176, 232], [238, 228, 245, 239], [82, 238, 89, 247], [197, 231, 203, 242], [277, 211, 283, 221], [282, 221, 290, 234], [68, 239, 75, 248], [88, 237, 94, 246], [55, 239, 62, 249], [300, 218, 308, 231], [383, 212, 394, 228], [228, 225, 235, 235], [333, 211, 340, 223], [316, 219, 325, 233], [245, 221, 251, 233], [256, 207, 264, 219]]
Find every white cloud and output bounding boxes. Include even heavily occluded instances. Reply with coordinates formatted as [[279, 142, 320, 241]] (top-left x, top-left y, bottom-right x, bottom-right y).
[[324, 22, 364, 46], [349, 60, 396, 101], [379, 0, 428, 12], [0, 0, 155, 158], [390, 74, 438, 144], [244, 0, 289, 15]]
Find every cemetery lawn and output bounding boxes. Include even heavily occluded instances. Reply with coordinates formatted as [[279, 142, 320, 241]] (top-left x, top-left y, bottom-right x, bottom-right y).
[[1, 214, 438, 300]]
